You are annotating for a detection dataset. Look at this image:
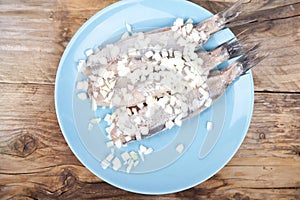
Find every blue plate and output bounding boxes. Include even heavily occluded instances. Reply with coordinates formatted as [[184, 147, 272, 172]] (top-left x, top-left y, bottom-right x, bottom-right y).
[[55, 0, 254, 194]]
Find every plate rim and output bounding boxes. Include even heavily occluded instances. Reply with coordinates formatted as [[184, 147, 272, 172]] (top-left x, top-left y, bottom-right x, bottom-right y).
[[55, 0, 254, 194]]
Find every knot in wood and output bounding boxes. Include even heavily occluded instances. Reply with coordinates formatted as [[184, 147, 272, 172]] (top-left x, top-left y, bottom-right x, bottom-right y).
[[259, 132, 266, 139], [60, 168, 77, 187], [10, 133, 37, 157], [291, 145, 300, 157], [233, 192, 250, 200]]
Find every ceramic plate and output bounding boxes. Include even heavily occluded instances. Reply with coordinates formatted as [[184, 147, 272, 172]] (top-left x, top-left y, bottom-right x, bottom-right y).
[[55, 0, 254, 194]]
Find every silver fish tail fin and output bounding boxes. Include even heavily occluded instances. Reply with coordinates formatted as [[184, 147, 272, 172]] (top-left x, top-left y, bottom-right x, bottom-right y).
[[195, 0, 255, 45], [207, 43, 265, 102], [221, 36, 247, 59], [212, 35, 252, 61], [218, 0, 244, 22], [217, 0, 256, 27], [237, 43, 267, 75]]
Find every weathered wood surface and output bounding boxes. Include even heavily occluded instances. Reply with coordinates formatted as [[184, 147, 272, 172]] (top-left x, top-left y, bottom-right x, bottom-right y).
[[0, 0, 299, 199]]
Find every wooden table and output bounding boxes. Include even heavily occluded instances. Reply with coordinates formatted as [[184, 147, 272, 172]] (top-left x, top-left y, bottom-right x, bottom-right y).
[[1, 0, 299, 199]]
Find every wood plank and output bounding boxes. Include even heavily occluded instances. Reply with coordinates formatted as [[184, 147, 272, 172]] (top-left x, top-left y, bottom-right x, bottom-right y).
[[0, 83, 299, 199], [0, 0, 62, 84], [0, 0, 118, 84], [0, 0, 299, 199], [0, 0, 299, 92]]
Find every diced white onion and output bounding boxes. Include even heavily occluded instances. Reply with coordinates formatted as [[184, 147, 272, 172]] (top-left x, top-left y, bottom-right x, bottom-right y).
[[165, 120, 175, 129], [77, 60, 86, 72], [101, 159, 110, 169], [90, 118, 101, 124], [88, 123, 93, 131], [106, 141, 114, 148], [126, 23, 132, 33], [129, 151, 139, 160], [176, 144, 184, 153], [85, 48, 93, 57], [206, 121, 213, 131], [77, 92, 87, 100], [91, 97, 97, 111], [145, 51, 154, 58], [77, 80, 88, 91], [144, 147, 153, 155], [121, 151, 131, 162], [173, 18, 184, 27], [112, 157, 122, 171]]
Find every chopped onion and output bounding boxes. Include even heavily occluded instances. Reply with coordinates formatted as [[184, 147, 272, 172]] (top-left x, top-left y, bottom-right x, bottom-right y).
[[101, 160, 110, 169], [176, 144, 184, 153], [76, 80, 88, 91], [106, 141, 114, 148], [85, 48, 93, 57], [129, 151, 138, 161], [87, 123, 93, 131], [77, 92, 87, 100], [144, 147, 153, 155], [206, 121, 213, 131], [112, 157, 122, 171], [126, 23, 132, 34], [121, 151, 131, 163]]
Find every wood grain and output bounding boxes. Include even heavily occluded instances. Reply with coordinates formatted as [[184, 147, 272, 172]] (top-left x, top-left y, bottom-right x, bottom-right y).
[[0, 0, 299, 199], [0, 0, 118, 84], [1, 0, 299, 91], [0, 84, 299, 198]]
